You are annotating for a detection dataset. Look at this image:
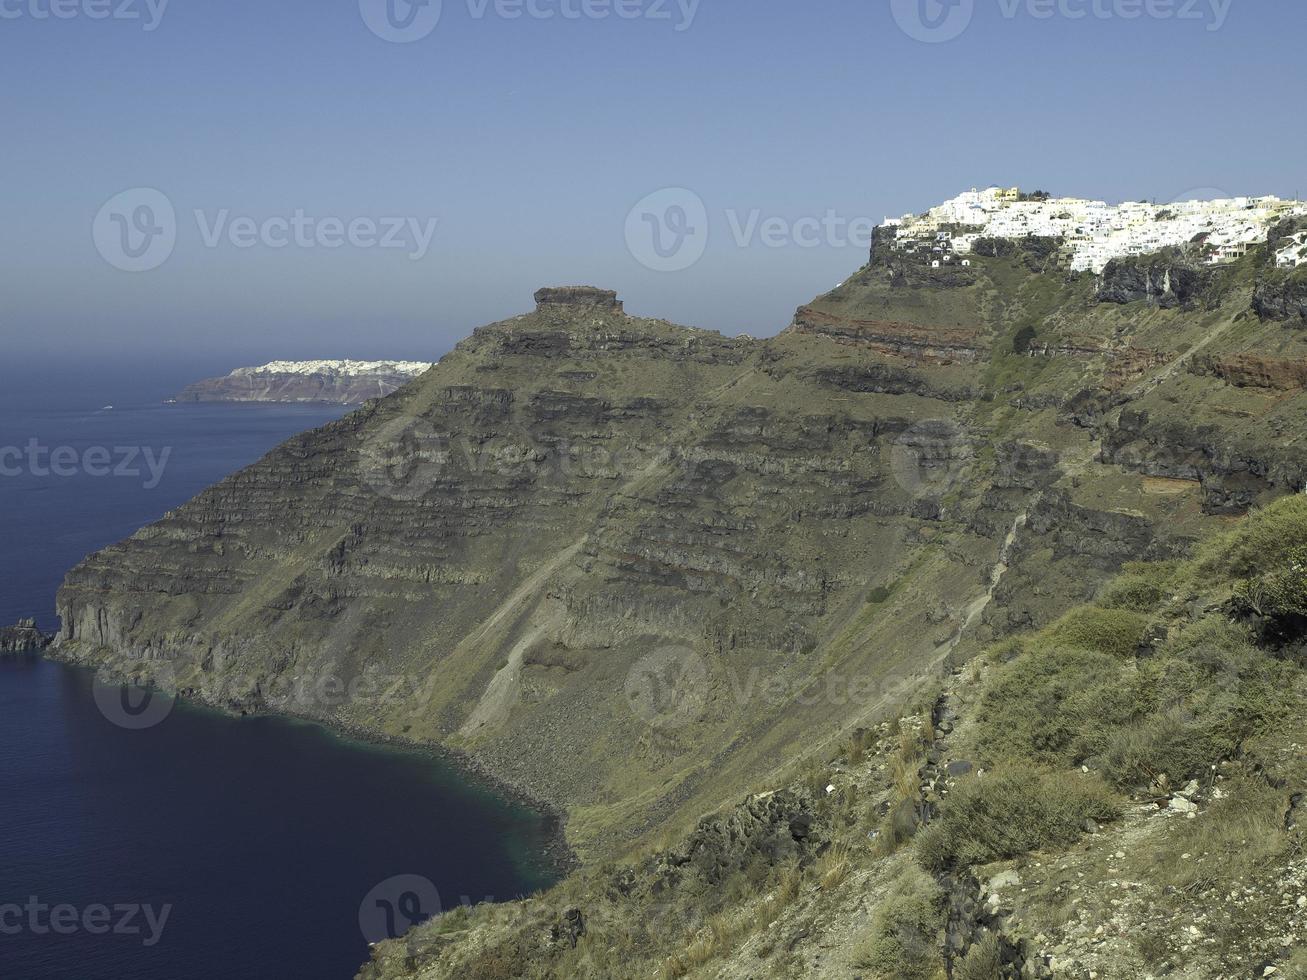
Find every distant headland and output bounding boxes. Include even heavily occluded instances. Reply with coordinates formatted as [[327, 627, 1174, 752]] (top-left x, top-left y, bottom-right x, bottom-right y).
[[175, 359, 435, 406]]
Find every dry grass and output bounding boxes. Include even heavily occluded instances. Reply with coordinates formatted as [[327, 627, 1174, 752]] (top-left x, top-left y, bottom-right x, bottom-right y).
[[1145, 776, 1290, 891], [753, 863, 802, 927], [659, 910, 755, 978], [817, 842, 855, 891], [878, 720, 929, 853]]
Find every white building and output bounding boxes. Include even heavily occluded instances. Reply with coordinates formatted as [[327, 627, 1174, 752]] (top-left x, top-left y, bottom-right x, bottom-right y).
[[882, 187, 1307, 274], [1277, 231, 1307, 269]]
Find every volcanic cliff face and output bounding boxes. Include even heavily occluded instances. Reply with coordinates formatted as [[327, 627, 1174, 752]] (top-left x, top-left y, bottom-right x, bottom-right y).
[[1096, 253, 1216, 309], [55, 241, 1307, 868]]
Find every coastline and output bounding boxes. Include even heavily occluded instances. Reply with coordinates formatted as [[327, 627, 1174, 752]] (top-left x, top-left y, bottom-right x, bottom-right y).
[[286, 710, 580, 885], [41, 643, 579, 886]]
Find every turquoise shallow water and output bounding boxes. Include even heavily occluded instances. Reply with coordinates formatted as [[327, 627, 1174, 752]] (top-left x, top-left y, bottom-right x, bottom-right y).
[[0, 361, 555, 979]]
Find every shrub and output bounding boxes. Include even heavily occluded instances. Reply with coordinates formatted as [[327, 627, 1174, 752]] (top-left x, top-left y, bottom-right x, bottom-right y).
[[1099, 709, 1231, 789], [1039, 606, 1150, 659], [1197, 494, 1307, 579], [971, 645, 1136, 767], [855, 865, 946, 980], [1233, 544, 1307, 642], [1142, 618, 1294, 760], [953, 934, 1004, 980], [1098, 561, 1182, 613], [878, 721, 929, 851], [915, 767, 1119, 872]]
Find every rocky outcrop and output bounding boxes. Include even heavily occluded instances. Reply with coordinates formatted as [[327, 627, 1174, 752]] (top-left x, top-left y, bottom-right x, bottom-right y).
[[1102, 408, 1307, 514], [0, 618, 53, 653], [534, 286, 624, 313], [789, 307, 986, 364], [1252, 271, 1307, 322], [1191, 353, 1307, 390], [1026, 341, 1171, 388], [657, 788, 822, 885], [888, 261, 978, 289], [1058, 387, 1131, 429], [868, 222, 898, 266], [1023, 490, 1171, 569], [970, 235, 1063, 271], [1096, 253, 1213, 308], [814, 363, 979, 402]]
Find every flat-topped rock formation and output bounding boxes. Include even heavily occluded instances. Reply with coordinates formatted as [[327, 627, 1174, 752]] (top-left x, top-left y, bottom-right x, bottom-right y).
[[534, 286, 624, 314]]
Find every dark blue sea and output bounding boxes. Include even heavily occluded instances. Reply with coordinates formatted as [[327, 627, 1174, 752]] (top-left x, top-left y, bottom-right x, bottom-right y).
[[0, 359, 555, 980]]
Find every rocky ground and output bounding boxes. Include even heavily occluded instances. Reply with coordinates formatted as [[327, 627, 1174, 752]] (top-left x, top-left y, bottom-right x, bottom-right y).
[[361, 504, 1307, 978]]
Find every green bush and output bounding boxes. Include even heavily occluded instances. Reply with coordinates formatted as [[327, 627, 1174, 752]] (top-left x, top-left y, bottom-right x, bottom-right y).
[[953, 934, 1004, 980], [1197, 494, 1307, 579], [1097, 561, 1182, 613], [1234, 544, 1307, 639], [1143, 618, 1293, 758], [972, 645, 1139, 767], [915, 768, 1119, 872], [976, 611, 1291, 790], [855, 866, 946, 980], [1099, 709, 1231, 789], [1039, 606, 1150, 659]]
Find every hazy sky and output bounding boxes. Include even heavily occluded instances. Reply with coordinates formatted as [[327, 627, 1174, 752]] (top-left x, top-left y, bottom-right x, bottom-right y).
[[3, 0, 1304, 364]]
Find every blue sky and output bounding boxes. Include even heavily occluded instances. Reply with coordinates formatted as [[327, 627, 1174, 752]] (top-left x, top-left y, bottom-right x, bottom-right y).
[[2, 0, 1304, 363]]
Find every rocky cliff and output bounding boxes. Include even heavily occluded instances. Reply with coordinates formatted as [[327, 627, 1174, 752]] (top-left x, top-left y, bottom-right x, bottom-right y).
[[1253, 269, 1307, 322], [1096, 252, 1215, 308], [50, 242, 1307, 976], [0, 618, 52, 653], [359, 496, 1307, 980]]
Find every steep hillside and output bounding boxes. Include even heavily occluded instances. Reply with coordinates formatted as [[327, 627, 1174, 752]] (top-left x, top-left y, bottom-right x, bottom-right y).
[[55, 229, 1307, 884], [358, 496, 1307, 980]]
